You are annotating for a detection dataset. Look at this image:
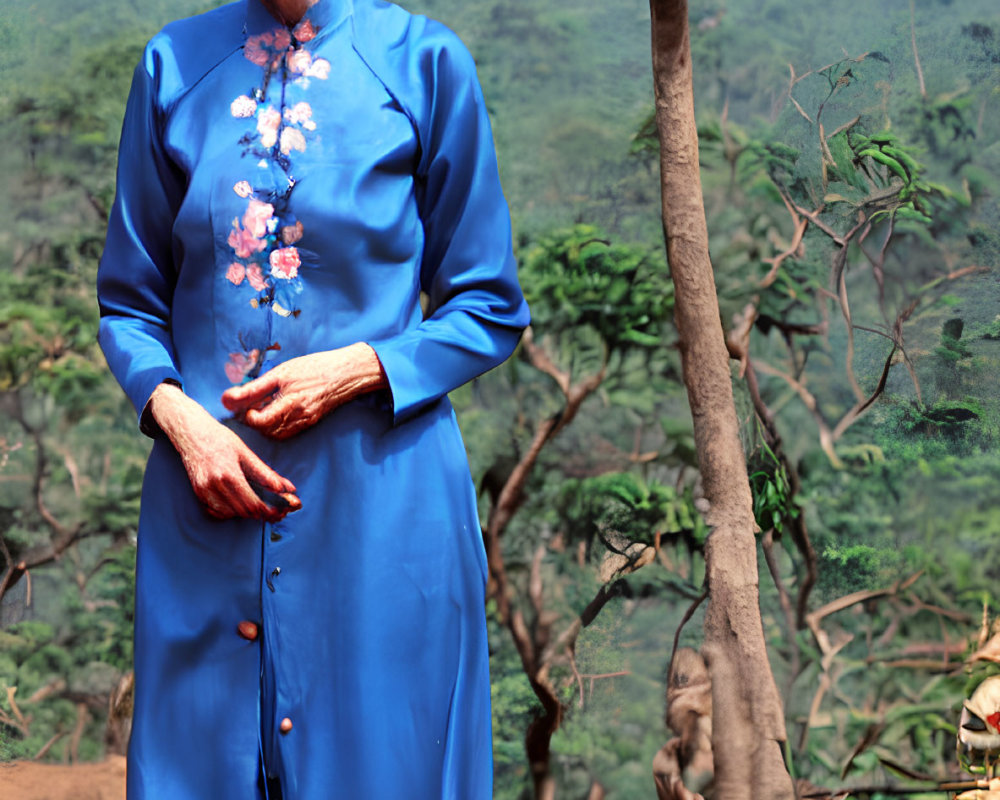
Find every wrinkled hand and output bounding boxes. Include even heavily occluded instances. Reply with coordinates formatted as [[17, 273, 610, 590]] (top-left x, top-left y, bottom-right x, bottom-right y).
[[221, 342, 387, 440], [150, 383, 300, 521]]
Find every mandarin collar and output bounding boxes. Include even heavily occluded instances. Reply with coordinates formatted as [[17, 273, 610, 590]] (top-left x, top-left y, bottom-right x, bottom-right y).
[[244, 0, 351, 41]]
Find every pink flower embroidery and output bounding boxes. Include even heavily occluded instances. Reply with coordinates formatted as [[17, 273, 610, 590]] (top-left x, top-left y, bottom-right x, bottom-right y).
[[308, 58, 331, 80], [225, 349, 261, 384], [280, 128, 307, 155], [272, 29, 292, 51], [281, 221, 304, 245], [257, 106, 282, 148], [246, 264, 268, 292], [283, 101, 315, 130], [225, 262, 246, 286], [227, 200, 272, 258], [294, 19, 316, 42], [228, 23, 316, 362], [243, 31, 292, 70], [287, 49, 313, 75], [244, 32, 274, 67], [230, 95, 258, 118], [243, 199, 275, 239], [228, 223, 266, 259], [269, 247, 301, 280]]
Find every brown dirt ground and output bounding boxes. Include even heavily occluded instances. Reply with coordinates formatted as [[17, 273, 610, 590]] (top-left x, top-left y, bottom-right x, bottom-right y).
[[0, 756, 125, 800]]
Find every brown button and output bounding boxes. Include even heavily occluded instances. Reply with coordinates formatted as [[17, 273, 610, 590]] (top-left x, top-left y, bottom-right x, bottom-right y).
[[279, 717, 293, 734], [237, 621, 259, 641]]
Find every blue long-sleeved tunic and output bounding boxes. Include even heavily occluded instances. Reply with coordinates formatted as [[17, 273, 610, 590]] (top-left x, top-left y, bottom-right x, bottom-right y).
[[96, 1, 528, 796]]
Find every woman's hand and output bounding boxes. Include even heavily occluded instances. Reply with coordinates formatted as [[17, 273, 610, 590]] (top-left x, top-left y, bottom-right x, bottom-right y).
[[150, 383, 300, 521], [220, 342, 387, 440]]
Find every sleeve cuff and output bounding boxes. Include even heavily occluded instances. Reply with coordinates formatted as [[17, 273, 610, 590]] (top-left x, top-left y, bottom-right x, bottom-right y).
[[368, 334, 428, 426], [137, 376, 183, 439]]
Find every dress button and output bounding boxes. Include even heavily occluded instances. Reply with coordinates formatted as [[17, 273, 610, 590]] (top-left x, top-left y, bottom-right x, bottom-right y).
[[280, 717, 293, 734], [237, 621, 259, 641]]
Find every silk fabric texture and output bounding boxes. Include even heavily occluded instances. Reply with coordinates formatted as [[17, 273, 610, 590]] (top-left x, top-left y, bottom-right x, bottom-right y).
[[96, 0, 529, 796]]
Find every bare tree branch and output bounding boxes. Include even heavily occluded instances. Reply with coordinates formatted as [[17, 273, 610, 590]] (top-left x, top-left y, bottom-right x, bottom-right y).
[[760, 215, 808, 289], [481, 339, 610, 796], [909, 0, 926, 99], [806, 572, 923, 641], [793, 203, 843, 245], [752, 359, 841, 466], [733, 353, 819, 625], [32, 730, 67, 761], [0, 393, 89, 605], [786, 64, 814, 124], [761, 530, 796, 643], [2, 687, 30, 737], [521, 327, 571, 396], [68, 703, 89, 764], [826, 115, 861, 141], [830, 345, 897, 440]]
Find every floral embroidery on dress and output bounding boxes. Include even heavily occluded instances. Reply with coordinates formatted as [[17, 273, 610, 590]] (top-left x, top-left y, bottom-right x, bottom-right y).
[[224, 349, 261, 383], [222, 13, 329, 383]]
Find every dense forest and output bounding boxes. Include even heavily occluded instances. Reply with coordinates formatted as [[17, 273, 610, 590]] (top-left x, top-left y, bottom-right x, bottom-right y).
[[2, 0, 999, 797]]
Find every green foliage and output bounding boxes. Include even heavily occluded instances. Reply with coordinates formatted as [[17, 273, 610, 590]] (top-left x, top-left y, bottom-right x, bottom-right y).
[[557, 472, 707, 555], [0, 6, 155, 765], [470, 211, 698, 793], [880, 399, 991, 458], [976, 315, 1000, 341], [749, 442, 799, 535], [820, 543, 895, 592], [488, 606, 537, 800], [935, 338, 971, 363], [519, 225, 672, 356], [1, 0, 999, 795], [546, 601, 671, 797], [688, 2, 1000, 793]]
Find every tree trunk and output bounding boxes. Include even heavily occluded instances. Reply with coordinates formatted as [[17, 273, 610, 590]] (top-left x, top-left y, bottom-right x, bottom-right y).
[[648, 2, 796, 798]]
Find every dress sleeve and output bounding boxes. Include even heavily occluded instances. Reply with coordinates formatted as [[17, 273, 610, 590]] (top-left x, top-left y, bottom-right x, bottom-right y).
[[369, 31, 530, 425], [97, 48, 185, 435]]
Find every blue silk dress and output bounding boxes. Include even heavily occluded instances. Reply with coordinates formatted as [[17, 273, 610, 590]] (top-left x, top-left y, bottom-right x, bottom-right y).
[[96, 1, 528, 796]]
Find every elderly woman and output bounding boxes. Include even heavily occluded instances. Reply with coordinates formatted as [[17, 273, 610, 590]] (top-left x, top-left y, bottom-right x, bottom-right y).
[[96, 0, 528, 796]]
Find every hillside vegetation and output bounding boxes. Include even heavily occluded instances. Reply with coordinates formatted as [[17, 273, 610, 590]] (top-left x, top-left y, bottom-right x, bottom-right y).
[[2, 0, 999, 796]]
